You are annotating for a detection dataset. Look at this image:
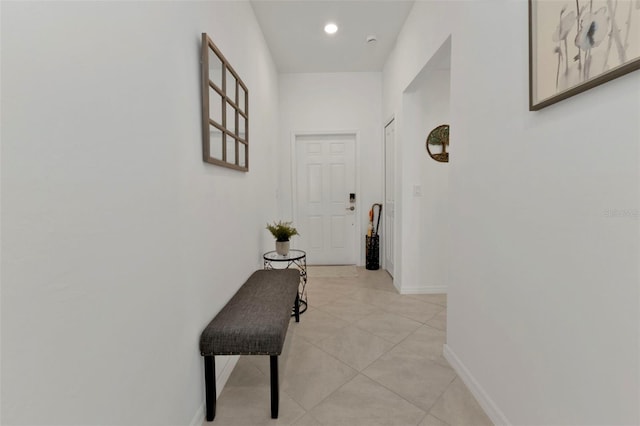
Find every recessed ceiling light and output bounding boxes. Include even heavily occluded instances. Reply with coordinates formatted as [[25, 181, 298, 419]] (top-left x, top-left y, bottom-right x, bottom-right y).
[[324, 23, 338, 35]]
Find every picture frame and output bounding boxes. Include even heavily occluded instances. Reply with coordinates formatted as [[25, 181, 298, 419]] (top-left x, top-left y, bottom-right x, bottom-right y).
[[529, 0, 640, 111]]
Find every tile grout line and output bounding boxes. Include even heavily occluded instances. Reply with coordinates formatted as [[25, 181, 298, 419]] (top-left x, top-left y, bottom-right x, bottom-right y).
[[424, 376, 458, 426], [357, 324, 454, 420], [212, 268, 454, 425], [286, 289, 435, 419], [313, 288, 444, 327], [303, 284, 451, 422]]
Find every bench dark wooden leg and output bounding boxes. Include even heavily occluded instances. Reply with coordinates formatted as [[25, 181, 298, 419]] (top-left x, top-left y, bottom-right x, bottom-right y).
[[294, 293, 300, 323], [204, 356, 216, 421], [270, 355, 279, 419]]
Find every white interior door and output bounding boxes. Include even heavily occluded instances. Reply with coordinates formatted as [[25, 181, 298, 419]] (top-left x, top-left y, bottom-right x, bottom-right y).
[[384, 121, 395, 277], [295, 134, 356, 265]]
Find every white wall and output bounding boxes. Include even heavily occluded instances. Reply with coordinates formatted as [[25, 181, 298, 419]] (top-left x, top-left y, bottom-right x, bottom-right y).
[[401, 41, 451, 294], [278, 72, 382, 265], [384, 0, 640, 424], [1, 1, 279, 424]]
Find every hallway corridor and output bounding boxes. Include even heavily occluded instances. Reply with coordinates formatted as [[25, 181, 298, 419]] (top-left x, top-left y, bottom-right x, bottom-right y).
[[207, 267, 492, 425]]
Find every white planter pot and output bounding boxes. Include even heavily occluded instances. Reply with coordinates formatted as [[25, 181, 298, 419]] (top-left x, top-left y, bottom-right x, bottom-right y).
[[275, 240, 290, 256]]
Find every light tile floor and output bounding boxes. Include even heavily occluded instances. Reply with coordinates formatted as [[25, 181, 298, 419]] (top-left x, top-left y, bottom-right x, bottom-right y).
[[207, 267, 493, 426]]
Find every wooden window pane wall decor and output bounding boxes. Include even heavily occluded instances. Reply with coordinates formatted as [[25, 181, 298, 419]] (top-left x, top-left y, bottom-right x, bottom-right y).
[[201, 33, 249, 171]]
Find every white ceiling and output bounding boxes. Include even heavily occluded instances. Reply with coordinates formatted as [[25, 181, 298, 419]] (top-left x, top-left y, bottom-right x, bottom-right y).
[[250, 0, 415, 73]]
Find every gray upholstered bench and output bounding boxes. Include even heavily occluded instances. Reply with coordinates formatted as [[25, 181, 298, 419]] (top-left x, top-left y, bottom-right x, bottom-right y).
[[199, 269, 301, 421]]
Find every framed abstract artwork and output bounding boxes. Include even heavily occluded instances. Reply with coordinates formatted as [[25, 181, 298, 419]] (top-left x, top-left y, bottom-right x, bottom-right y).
[[529, 0, 640, 110]]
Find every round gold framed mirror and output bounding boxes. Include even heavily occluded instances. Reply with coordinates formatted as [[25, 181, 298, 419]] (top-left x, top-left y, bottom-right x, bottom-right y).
[[426, 124, 449, 163]]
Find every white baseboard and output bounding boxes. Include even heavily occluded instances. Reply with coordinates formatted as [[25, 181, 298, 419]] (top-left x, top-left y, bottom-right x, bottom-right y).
[[189, 402, 204, 426], [393, 279, 402, 293], [189, 355, 240, 426], [399, 285, 447, 294], [443, 344, 511, 426]]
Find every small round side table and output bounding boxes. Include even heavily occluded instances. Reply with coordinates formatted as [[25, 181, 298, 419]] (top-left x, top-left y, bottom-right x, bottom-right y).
[[263, 249, 308, 315]]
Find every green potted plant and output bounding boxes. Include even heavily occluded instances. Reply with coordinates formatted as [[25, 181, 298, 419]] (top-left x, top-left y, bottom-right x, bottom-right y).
[[266, 221, 299, 256]]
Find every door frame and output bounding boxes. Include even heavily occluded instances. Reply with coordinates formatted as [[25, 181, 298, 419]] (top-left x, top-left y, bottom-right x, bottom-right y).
[[382, 116, 395, 274], [290, 130, 361, 265]]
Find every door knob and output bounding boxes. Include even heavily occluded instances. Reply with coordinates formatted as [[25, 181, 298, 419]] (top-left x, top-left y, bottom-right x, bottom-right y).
[[346, 206, 355, 211]]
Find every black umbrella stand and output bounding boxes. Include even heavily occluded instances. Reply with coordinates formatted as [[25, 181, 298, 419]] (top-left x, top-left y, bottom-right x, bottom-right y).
[[365, 203, 382, 270]]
